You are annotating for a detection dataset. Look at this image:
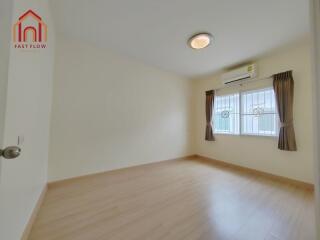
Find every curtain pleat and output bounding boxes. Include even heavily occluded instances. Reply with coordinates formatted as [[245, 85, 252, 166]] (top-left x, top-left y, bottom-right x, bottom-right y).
[[273, 71, 297, 151], [205, 90, 215, 141]]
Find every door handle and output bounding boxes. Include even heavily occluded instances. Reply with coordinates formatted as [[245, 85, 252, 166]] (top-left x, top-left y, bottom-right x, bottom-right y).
[[0, 146, 21, 159]]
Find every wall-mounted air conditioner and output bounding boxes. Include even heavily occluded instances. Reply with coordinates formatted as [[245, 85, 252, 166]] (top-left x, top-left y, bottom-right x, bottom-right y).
[[221, 64, 257, 85]]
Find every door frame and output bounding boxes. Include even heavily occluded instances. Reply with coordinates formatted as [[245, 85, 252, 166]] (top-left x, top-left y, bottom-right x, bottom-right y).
[[0, 0, 13, 181]]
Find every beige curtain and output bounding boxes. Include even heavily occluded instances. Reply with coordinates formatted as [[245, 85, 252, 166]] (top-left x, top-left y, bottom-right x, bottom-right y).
[[273, 71, 297, 151], [205, 90, 215, 141]]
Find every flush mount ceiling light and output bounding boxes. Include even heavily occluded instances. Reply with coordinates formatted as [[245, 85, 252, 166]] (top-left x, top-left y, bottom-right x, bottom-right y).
[[188, 33, 213, 50]]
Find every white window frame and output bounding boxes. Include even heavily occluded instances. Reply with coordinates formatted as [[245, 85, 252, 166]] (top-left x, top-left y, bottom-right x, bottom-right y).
[[213, 93, 240, 135], [213, 87, 279, 137], [240, 87, 279, 137]]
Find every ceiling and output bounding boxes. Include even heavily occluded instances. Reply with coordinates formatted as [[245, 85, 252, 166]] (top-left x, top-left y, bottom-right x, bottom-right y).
[[51, 0, 310, 78]]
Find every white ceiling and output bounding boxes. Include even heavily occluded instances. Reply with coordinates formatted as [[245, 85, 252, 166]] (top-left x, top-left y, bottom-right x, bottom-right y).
[[51, 0, 310, 78]]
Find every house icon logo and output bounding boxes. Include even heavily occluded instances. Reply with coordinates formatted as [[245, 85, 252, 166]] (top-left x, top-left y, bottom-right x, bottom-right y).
[[13, 9, 47, 49]]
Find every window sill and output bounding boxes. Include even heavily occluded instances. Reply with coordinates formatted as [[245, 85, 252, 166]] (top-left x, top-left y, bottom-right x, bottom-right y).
[[214, 132, 278, 139], [214, 132, 239, 136], [240, 134, 278, 139]]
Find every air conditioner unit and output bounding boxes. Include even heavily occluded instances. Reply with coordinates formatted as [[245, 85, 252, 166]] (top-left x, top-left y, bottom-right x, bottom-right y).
[[221, 64, 257, 85]]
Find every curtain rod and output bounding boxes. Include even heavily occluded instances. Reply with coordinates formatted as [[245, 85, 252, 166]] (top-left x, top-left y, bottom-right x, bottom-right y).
[[214, 70, 292, 91]]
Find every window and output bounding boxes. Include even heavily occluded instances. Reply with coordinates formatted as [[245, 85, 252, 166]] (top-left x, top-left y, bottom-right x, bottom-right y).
[[214, 93, 240, 134], [241, 88, 278, 136], [213, 87, 278, 137]]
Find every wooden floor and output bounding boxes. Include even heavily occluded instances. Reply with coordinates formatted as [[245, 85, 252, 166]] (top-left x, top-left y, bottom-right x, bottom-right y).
[[29, 157, 315, 240]]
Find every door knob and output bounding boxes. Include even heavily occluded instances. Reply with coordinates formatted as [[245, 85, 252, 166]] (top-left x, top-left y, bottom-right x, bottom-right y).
[[0, 146, 21, 159]]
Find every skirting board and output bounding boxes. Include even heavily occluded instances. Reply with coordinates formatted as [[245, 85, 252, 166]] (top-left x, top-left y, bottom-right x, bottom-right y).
[[48, 155, 197, 187], [21, 184, 47, 240], [194, 155, 314, 191]]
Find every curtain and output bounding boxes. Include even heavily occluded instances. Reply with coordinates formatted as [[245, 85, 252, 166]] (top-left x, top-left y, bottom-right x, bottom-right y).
[[205, 90, 215, 141], [273, 71, 297, 151]]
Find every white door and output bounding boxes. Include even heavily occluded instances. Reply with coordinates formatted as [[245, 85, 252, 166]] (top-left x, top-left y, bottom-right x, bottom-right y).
[[0, 1, 12, 149], [0, 1, 25, 239], [0, 3, 21, 165], [1, 0, 53, 238]]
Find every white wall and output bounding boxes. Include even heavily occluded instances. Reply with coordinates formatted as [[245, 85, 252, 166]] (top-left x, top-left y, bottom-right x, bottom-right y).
[[48, 37, 193, 181], [193, 40, 314, 183], [0, 1, 55, 239]]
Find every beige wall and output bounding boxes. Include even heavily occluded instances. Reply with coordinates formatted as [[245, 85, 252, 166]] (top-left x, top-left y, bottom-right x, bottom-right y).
[[0, 1, 55, 239], [48, 37, 193, 181], [50, 38, 314, 184], [192, 40, 314, 183]]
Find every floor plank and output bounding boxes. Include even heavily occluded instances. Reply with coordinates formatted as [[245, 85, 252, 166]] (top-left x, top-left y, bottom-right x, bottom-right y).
[[28, 157, 316, 240]]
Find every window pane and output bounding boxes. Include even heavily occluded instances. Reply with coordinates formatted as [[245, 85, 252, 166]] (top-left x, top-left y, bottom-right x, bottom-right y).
[[240, 88, 278, 136], [213, 93, 240, 135]]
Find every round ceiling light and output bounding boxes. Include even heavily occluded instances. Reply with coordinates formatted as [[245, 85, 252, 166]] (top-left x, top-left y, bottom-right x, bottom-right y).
[[188, 33, 213, 50]]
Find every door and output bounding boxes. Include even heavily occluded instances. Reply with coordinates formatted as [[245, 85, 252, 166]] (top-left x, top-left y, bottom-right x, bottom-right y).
[[0, 1, 24, 239], [1, 0, 54, 238], [0, 1, 12, 157], [0, 3, 20, 166]]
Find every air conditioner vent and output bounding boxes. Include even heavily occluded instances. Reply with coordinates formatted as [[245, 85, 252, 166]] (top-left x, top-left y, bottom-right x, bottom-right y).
[[221, 64, 257, 85]]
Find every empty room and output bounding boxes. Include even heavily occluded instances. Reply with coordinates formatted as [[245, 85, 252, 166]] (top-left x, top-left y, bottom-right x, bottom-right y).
[[1, 0, 320, 239]]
